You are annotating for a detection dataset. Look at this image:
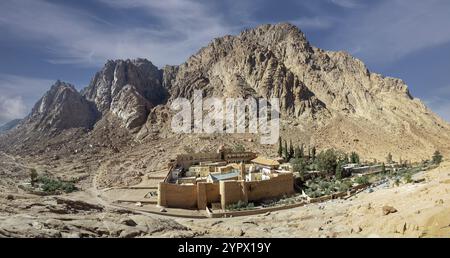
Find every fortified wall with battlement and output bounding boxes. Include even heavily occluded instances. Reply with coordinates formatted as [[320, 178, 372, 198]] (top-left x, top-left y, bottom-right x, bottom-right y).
[[158, 172, 294, 210]]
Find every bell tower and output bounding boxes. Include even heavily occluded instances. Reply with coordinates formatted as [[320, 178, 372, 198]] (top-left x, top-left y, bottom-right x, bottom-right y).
[[239, 162, 246, 181]]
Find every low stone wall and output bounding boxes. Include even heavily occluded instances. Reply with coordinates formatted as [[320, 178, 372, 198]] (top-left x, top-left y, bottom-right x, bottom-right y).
[[206, 201, 307, 218], [308, 183, 371, 203]]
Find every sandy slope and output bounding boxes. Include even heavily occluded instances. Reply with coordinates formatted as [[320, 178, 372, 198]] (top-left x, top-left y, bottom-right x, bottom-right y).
[[0, 149, 448, 238]]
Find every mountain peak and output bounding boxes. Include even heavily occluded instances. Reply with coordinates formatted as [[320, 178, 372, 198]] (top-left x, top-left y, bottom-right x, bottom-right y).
[[26, 80, 98, 132]]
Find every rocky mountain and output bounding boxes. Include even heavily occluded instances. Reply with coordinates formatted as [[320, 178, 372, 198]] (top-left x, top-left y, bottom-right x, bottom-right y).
[[1, 23, 449, 161], [82, 58, 168, 130], [23, 81, 98, 133], [155, 23, 450, 160], [0, 119, 21, 134]]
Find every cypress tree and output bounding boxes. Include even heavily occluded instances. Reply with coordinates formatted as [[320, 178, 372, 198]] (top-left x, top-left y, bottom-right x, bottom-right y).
[[278, 137, 283, 157], [294, 146, 301, 159], [284, 141, 289, 161], [289, 140, 294, 160]]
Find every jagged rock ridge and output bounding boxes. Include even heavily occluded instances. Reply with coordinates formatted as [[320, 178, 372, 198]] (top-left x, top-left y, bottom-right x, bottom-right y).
[[1, 23, 449, 160], [23, 81, 98, 132]]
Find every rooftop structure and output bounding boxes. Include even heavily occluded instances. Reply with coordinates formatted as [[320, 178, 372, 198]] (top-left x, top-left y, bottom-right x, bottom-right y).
[[207, 171, 240, 183]]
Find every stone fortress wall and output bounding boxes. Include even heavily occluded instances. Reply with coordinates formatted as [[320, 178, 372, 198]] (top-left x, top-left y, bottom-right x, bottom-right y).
[[158, 148, 294, 210], [158, 173, 294, 210]]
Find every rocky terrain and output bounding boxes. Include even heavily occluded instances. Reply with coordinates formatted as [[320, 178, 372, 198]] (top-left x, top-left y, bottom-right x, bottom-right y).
[[0, 23, 449, 238]]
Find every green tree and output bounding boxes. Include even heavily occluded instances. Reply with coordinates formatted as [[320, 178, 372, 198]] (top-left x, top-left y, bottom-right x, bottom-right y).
[[294, 146, 301, 159], [432, 150, 443, 165], [30, 169, 38, 187], [350, 152, 360, 164], [316, 149, 338, 174], [335, 168, 343, 180], [234, 144, 245, 152], [278, 137, 283, 157], [355, 175, 369, 185], [284, 141, 289, 161], [291, 157, 307, 176], [386, 153, 393, 164], [289, 140, 294, 160], [311, 146, 316, 161], [335, 155, 348, 179]]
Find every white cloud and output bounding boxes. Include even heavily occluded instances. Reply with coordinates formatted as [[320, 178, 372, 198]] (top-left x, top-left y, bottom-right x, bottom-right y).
[[0, 96, 26, 125], [0, 74, 53, 124], [0, 0, 236, 67], [329, 0, 362, 8], [326, 0, 450, 64]]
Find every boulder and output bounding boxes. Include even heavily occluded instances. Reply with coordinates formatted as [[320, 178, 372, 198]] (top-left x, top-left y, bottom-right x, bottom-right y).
[[382, 205, 398, 215]]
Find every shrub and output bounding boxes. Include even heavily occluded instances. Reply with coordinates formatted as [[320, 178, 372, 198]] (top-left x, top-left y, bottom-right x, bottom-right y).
[[350, 152, 360, 164], [404, 173, 413, 183], [432, 151, 443, 165], [355, 175, 369, 185], [233, 144, 245, 153], [30, 169, 38, 186], [291, 157, 307, 174], [37, 176, 77, 194], [316, 149, 338, 174]]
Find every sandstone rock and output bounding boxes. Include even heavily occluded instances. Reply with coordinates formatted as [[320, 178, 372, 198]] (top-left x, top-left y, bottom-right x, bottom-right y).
[[120, 218, 137, 227], [55, 198, 104, 212], [382, 205, 398, 215], [83, 58, 167, 130], [119, 228, 143, 238], [24, 81, 99, 132]]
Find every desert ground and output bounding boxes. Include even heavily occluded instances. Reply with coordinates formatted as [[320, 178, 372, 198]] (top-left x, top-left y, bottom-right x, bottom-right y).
[[0, 146, 448, 238]]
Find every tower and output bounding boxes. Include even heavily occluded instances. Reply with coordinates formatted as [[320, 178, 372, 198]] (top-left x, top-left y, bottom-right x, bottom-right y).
[[240, 162, 246, 181]]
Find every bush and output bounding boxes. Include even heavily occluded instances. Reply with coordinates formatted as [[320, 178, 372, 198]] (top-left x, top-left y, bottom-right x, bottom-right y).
[[226, 201, 255, 211], [291, 157, 308, 174], [30, 169, 38, 186], [233, 144, 245, 152], [316, 149, 338, 174], [350, 152, 360, 164], [432, 151, 443, 165], [355, 175, 369, 185], [37, 176, 77, 194], [403, 173, 413, 183]]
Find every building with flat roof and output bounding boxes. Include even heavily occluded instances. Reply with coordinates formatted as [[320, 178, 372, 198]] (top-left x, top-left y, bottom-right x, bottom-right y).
[[207, 171, 240, 183], [251, 156, 280, 169]]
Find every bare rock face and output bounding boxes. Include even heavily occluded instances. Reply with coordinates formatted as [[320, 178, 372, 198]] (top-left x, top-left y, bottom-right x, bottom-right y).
[[24, 81, 98, 132], [157, 23, 450, 159], [82, 58, 168, 130], [110, 84, 153, 131], [2, 23, 450, 161], [164, 23, 326, 120]]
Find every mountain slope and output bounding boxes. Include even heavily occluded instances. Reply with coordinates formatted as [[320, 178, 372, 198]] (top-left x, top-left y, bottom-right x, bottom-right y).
[[155, 23, 450, 160], [1, 23, 449, 161]]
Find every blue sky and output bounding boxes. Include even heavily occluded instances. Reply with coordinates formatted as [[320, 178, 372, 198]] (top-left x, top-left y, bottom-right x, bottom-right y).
[[1, 0, 450, 124]]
